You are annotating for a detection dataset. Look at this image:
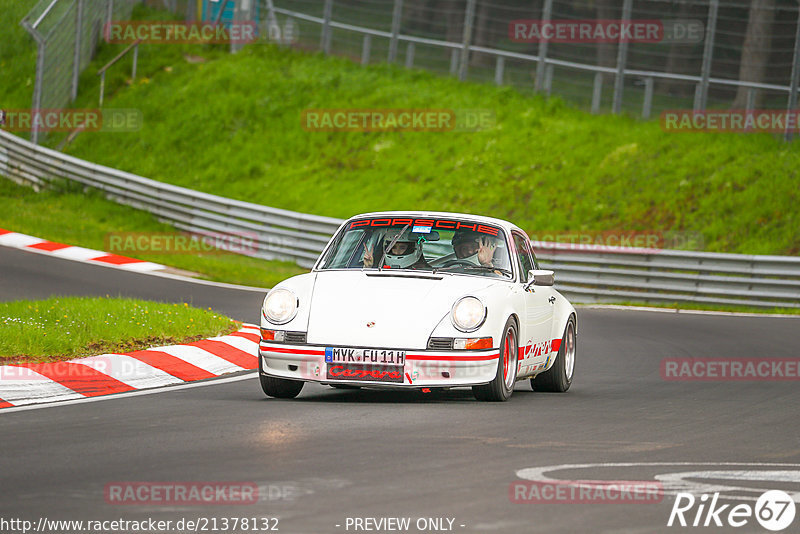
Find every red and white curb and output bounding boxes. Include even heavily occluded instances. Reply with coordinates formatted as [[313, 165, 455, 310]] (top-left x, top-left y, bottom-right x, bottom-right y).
[[0, 228, 166, 272], [0, 324, 260, 408]]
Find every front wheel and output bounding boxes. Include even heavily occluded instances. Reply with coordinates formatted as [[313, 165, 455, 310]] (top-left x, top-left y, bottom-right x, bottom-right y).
[[532, 315, 576, 393], [259, 354, 304, 398], [473, 317, 518, 402]]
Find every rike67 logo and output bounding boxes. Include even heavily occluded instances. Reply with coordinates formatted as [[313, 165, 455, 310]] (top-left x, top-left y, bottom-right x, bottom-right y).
[[668, 490, 796, 531]]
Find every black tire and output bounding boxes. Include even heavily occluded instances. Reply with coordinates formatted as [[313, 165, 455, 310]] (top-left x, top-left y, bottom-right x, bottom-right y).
[[473, 317, 518, 402], [259, 353, 304, 399], [532, 315, 575, 393]]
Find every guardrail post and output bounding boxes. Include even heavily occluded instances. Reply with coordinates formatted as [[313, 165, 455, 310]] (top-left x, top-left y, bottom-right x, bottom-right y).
[[320, 0, 333, 54], [99, 71, 106, 106], [642, 77, 653, 119], [535, 0, 553, 92], [405, 42, 415, 68], [449, 48, 459, 76], [132, 43, 138, 80], [695, 0, 718, 112], [612, 0, 633, 114], [458, 0, 476, 81], [544, 64, 553, 96], [361, 34, 371, 65], [591, 72, 603, 114], [785, 10, 800, 141], [494, 56, 504, 85], [71, 0, 84, 101], [746, 88, 757, 112], [29, 32, 45, 145], [388, 0, 402, 63]]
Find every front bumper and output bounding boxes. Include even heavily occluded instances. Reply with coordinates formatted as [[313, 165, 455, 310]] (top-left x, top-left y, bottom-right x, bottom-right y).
[[259, 341, 499, 388]]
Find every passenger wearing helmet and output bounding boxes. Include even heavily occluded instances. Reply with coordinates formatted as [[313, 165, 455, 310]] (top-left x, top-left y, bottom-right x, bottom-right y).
[[451, 229, 498, 267], [362, 228, 431, 269]]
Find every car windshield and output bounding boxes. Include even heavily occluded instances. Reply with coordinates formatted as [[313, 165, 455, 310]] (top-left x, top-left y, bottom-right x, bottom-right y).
[[317, 216, 513, 280]]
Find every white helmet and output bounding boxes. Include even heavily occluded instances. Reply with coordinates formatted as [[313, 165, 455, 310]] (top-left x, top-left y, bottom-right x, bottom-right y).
[[383, 228, 422, 269]]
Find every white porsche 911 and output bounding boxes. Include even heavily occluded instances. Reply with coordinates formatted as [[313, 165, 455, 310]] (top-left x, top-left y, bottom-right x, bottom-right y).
[[258, 211, 576, 401]]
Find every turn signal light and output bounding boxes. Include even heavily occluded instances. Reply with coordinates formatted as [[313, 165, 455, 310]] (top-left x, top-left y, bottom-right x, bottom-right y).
[[260, 328, 285, 342], [453, 337, 493, 350]]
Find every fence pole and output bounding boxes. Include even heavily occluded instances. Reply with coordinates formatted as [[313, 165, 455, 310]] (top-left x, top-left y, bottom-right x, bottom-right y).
[[642, 77, 653, 119], [544, 64, 553, 96], [132, 43, 139, 80], [591, 72, 602, 114], [388, 0, 403, 63], [458, 0, 477, 81], [71, 0, 84, 101], [494, 55, 504, 85], [361, 34, 371, 65], [695, 0, 718, 112], [27, 29, 45, 145], [535, 0, 553, 92], [785, 8, 800, 141], [405, 42, 415, 68], [450, 48, 459, 75], [612, 0, 633, 114], [320, 0, 333, 54]]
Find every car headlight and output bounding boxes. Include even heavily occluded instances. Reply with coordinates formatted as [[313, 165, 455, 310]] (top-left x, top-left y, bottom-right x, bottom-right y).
[[263, 288, 298, 324], [450, 296, 486, 332]]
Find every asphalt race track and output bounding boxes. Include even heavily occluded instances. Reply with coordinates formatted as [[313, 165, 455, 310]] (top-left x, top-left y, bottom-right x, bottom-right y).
[[2, 245, 799, 533]]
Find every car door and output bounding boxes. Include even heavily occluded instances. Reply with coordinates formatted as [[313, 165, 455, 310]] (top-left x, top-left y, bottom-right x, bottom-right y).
[[511, 232, 555, 373]]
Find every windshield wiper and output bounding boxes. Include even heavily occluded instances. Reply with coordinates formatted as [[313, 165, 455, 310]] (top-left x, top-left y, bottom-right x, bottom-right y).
[[461, 265, 514, 277]]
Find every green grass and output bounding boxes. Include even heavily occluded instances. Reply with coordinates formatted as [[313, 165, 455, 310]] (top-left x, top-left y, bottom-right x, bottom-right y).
[[0, 179, 306, 288], [0, 0, 40, 129], [0, 296, 239, 362], [58, 44, 799, 256]]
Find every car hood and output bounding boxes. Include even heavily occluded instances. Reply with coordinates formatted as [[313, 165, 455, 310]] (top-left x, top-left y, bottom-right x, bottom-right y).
[[306, 270, 501, 349]]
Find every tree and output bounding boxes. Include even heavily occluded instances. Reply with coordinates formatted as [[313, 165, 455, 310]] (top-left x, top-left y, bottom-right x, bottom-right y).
[[732, 0, 777, 108]]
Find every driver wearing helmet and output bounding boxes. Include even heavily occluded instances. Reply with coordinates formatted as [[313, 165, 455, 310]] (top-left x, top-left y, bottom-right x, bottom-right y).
[[451, 229, 498, 267], [362, 228, 431, 270]]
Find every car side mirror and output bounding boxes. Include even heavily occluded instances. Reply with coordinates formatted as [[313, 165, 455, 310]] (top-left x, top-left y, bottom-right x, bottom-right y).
[[524, 269, 554, 290]]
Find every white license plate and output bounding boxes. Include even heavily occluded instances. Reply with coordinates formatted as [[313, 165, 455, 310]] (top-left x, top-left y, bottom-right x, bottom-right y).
[[324, 347, 406, 366]]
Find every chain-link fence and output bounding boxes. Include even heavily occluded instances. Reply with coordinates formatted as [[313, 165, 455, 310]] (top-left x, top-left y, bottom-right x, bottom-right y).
[[267, 0, 800, 137], [21, 0, 140, 144]]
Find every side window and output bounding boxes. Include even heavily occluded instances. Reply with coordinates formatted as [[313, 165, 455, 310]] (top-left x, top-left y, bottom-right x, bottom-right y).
[[512, 233, 534, 281]]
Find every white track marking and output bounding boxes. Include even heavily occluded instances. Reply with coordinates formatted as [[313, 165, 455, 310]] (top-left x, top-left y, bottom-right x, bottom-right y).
[[156, 345, 247, 375], [69, 354, 183, 389], [0, 367, 85, 405], [0, 233, 44, 247], [516, 462, 800, 503], [0, 371, 257, 414]]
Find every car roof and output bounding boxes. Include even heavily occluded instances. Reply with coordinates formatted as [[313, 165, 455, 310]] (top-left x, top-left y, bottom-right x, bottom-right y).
[[348, 211, 525, 236]]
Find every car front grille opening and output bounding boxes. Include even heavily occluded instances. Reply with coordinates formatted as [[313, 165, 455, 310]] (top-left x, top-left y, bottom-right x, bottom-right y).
[[428, 337, 454, 350], [284, 332, 307, 344]]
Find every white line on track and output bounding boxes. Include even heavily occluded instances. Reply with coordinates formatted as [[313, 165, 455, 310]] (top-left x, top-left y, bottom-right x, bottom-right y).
[[0, 371, 257, 414]]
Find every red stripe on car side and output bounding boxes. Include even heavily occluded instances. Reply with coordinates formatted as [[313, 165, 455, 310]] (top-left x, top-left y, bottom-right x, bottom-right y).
[[124, 350, 216, 381], [259, 345, 326, 356], [27, 241, 72, 252], [188, 340, 258, 369], [228, 331, 260, 343], [406, 353, 499, 361], [13, 362, 135, 397], [0, 398, 13, 408]]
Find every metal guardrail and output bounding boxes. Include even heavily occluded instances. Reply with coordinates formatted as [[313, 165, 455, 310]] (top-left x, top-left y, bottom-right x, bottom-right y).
[[1, 128, 799, 308]]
